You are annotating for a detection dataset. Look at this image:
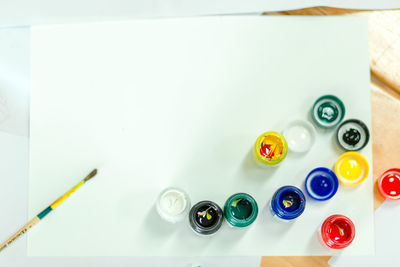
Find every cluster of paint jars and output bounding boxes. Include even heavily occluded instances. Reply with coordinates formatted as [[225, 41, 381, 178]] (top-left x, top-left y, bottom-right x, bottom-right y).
[[155, 95, 374, 251], [156, 189, 259, 234], [156, 186, 355, 250]]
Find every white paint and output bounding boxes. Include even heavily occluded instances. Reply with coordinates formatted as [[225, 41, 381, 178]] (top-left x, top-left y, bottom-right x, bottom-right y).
[[284, 120, 315, 153], [160, 190, 186, 215], [156, 188, 190, 223]]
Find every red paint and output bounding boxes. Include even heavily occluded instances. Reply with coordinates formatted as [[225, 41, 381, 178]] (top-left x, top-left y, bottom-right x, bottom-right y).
[[260, 143, 283, 161], [378, 168, 400, 200], [260, 143, 271, 158], [260, 143, 276, 161], [321, 215, 355, 249]]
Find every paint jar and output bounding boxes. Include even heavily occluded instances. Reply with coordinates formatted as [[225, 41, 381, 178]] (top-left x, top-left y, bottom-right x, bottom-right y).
[[270, 186, 306, 222], [224, 193, 258, 228], [305, 167, 338, 201], [189, 201, 223, 236], [156, 187, 191, 223], [334, 152, 369, 186], [283, 120, 316, 153], [253, 131, 288, 167], [319, 215, 355, 249], [377, 168, 400, 200], [312, 95, 345, 128], [336, 119, 370, 151]]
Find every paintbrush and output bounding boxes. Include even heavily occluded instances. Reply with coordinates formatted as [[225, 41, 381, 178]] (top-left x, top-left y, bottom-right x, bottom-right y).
[[0, 169, 97, 252]]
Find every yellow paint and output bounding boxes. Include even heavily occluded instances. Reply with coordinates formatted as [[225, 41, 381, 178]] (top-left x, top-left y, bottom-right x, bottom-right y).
[[283, 200, 293, 208], [254, 131, 288, 166], [50, 180, 85, 209], [338, 158, 362, 179], [335, 152, 369, 185]]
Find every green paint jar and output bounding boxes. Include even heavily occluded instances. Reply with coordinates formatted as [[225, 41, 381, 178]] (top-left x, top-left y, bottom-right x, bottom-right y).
[[312, 95, 345, 128], [224, 193, 258, 228]]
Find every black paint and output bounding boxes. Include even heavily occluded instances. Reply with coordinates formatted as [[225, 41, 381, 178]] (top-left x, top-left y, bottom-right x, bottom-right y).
[[342, 128, 361, 146]]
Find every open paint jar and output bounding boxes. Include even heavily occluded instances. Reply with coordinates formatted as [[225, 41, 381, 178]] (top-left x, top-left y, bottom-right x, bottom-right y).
[[270, 186, 306, 221], [253, 131, 288, 167], [336, 119, 369, 151], [224, 193, 258, 228], [312, 95, 345, 128], [334, 152, 369, 185], [156, 187, 191, 223], [377, 168, 400, 200], [305, 167, 339, 201], [320, 215, 355, 249], [283, 120, 316, 153], [189, 201, 223, 236]]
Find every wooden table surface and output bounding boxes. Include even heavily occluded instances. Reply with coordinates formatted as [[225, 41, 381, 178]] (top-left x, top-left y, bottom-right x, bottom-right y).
[[260, 7, 400, 267]]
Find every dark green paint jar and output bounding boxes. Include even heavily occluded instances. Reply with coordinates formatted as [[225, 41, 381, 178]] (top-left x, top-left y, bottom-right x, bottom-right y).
[[312, 95, 345, 128], [224, 193, 258, 228]]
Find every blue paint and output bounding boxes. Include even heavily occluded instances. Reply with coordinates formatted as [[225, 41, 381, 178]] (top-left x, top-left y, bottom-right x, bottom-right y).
[[270, 186, 306, 220], [305, 167, 338, 201]]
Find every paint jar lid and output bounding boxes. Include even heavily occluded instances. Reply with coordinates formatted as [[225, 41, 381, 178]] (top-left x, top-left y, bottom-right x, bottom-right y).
[[156, 187, 191, 223], [337, 119, 369, 151], [334, 152, 369, 185], [305, 167, 339, 201], [377, 168, 400, 200], [253, 131, 288, 166], [271, 186, 306, 220], [283, 120, 316, 153], [189, 201, 223, 235], [224, 193, 258, 228], [321, 214, 355, 249], [312, 95, 345, 128]]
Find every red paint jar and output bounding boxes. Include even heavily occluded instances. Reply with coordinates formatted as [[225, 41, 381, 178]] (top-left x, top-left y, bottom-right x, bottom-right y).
[[377, 168, 400, 200], [320, 215, 355, 249]]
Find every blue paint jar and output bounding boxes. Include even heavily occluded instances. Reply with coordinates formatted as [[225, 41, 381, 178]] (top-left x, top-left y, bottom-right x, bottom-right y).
[[270, 186, 306, 221], [305, 167, 338, 201]]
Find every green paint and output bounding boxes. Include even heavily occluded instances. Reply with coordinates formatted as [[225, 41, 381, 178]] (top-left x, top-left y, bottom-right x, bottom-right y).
[[312, 95, 345, 128], [317, 102, 339, 123], [224, 193, 258, 228], [230, 198, 253, 220]]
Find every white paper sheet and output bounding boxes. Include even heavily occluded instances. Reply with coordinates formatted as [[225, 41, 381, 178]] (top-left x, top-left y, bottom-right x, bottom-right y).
[[0, 0, 399, 28], [28, 16, 373, 256], [0, 26, 261, 267]]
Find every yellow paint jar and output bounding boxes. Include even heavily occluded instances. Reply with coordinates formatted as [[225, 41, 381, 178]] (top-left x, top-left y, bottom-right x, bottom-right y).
[[253, 131, 288, 167], [334, 152, 369, 185]]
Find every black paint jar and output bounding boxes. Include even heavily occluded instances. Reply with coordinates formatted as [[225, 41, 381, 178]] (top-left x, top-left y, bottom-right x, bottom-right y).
[[336, 119, 369, 151], [189, 201, 223, 236]]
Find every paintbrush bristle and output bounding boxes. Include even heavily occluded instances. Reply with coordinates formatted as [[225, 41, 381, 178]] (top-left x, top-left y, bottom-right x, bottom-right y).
[[83, 169, 97, 182]]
